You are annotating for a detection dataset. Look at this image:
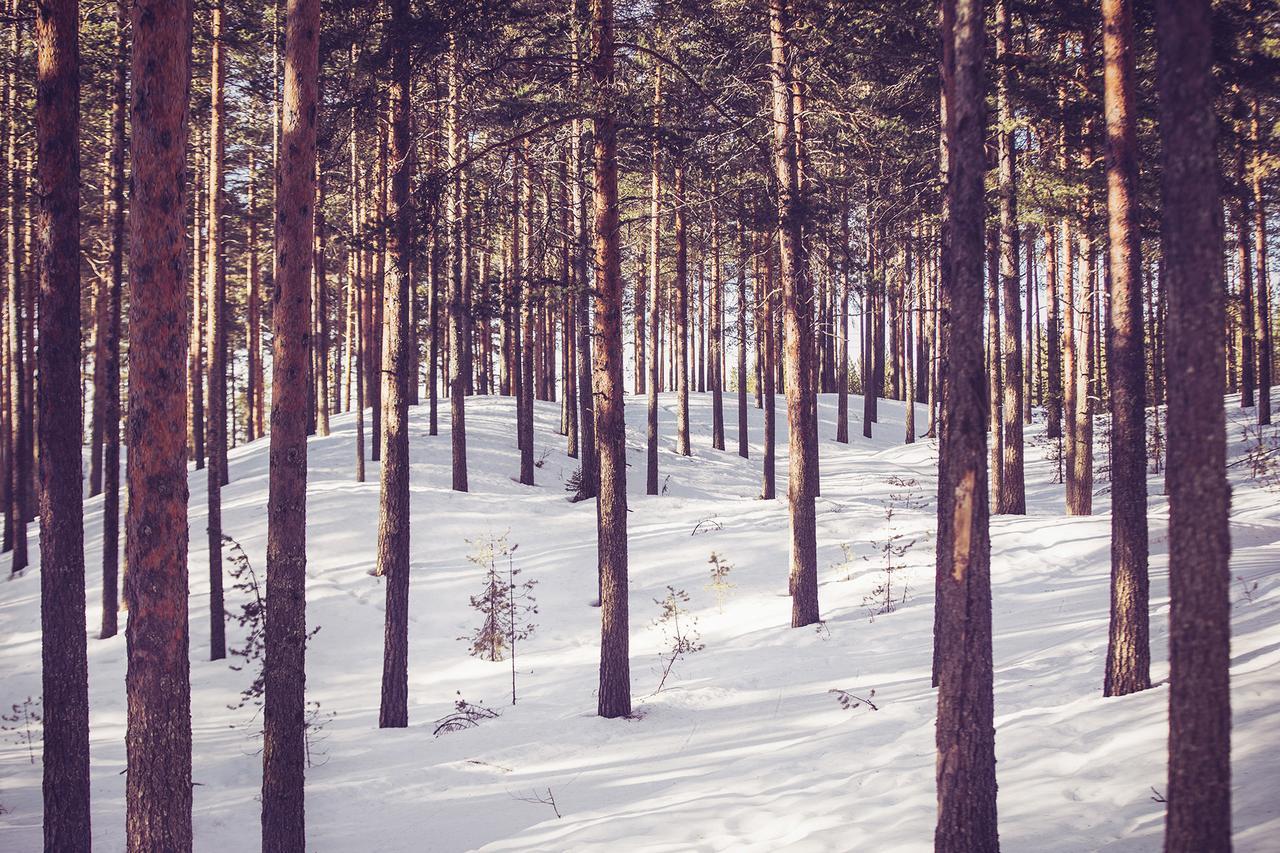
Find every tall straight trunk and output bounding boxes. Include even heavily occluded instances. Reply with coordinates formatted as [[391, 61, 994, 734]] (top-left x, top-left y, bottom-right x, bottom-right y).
[[996, 0, 1024, 514], [1068, 224, 1095, 516], [377, 0, 412, 732], [737, 214, 749, 458], [561, 158, 579, 456], [646, 61, 661, 495], [591, 0, 631, 719], [1235, 148, 1255, 409], [314, 166, 330, 436], [205, 0, 227, 662], [674, 161, 691, 456], [518, 146, 536, 485], [99, 0, 127, 640], [710, 202, 725, 450], [370, 113, 386, 458], [1102, 0, 1150, 698], [836, 195, 850, 443], [1062, 216, 1079, 493], [262, 0, 317, 843], [189, 133, 205, 470], [1156, 2, 1232, 848], [125, 2, 194, 847], [1251, 94, 1270, 425], [770, 0, 818, 627], [248, 151, 262, 441], [987, 227, 1003, 507], [1024, 228, 1035, 420], [6, 1, 26, 574], [904, 241, 916, 443], [934, 0, 999, 848], [447, 37, 468, 491], [89, 183, 108, 499], [863, 219, 878, 437], [572, 103, 596, 499], [761, 236, 776, 499], [35, 0, 90, 845]]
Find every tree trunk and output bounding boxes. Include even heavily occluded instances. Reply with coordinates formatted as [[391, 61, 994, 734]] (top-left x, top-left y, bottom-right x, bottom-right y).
[[591, 0, 631, 719], [1251, 94, 1270, 425], [206, 0, 227, 662], [262, 0, 317, 843], [35, 0, 90, 845], [448, 37, 469, 491], [100, 0, 127, 640], [646, 61, 661, 495], [1155, 1, 1232, 847], [674, 160, 691, 456], [934, 0, 999, 848], [248, 150, 262, 441], [125, 3, 195, 847], [710, 202, 725, 450], [189, 131, 205, 471], [737, 213, 749, 458], [377, 0, 412, 733], [761, 235, 776, 499], [996, 0, 1024, 514], [770, 0, 818, 627], [1102, 0, 1150, 698], [836, 194, 850, 444], [518, 146, 536, 485]]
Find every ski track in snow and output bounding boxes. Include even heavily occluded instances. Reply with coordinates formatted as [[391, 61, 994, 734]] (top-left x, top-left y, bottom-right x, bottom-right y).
[[0, 390, 1277, 851]]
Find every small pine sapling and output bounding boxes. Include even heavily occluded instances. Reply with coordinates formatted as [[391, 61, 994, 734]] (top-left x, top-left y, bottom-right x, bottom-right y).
[[1, 696, 41, 763], [863, 477, 923, 617], [829, 687, 879, 712], [461, 532, 538, 704], [652, 586, 704, 693], [705, 552, 736, 612]]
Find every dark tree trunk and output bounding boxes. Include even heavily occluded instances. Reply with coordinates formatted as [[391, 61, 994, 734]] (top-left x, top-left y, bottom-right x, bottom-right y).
[[1102, 0, 1150, 698], [770, 0, 819, 627], [125, 0, 194, 846], [377, 0, 412, 732], [248, 150, 262, 442], [447, 37, 468, 492], [674, 160, 691, 456], [1251, 95, 1271, 425], [1045, 218, 1063, 439], [206, 0, 227, 662], [737, 213, 749, 458], [189, 131, 205, 471], [761, 236, 776, 499], [591, 0, 632, 719], [710, 202, 725, 450], [262, 0, 317, 844], [836, 194, 850, 444], [646, 62, 661, 495], [100, 0, 127, 640], [518, 146, 535, 485], [995, 0, 1024, 514], [1155, 1, 1232, 848], [35, 0, 91, 845], [934, 0, 999, 848]]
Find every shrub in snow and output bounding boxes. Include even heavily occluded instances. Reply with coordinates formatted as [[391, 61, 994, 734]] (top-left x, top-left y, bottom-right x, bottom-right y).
[[653, 586, 703, 694], [433, 692, 500, 736], [705, 552, 735, 613], [460, 532, 537, 704], [1, 695, 41, 764]]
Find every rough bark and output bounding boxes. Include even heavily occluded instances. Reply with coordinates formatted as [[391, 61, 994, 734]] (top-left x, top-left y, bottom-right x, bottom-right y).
[[1156, 1, 1232, 848], [674, 161, 691, 456], [35, 0, 91, 845], [377, 0, 412, 734], [770, 0, 819, 627], [995, 0, 1024, 514], [100, 0, 127, 640], [125, 0, 194, 846], [262, 0, 317, 844], [646, 60, 661, 495], [591, 0, 631, 719], [1102, 0, 1150, 698], [206, 0, 227, 662], [934, 0, 999, 848], [447, 37, 469, 491]]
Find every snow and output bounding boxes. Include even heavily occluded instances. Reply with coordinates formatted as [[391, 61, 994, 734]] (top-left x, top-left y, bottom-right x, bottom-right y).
[[1, 388, 1278, 851]]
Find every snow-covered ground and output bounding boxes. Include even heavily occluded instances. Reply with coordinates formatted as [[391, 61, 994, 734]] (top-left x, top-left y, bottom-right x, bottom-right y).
[[0, 388, 1277, 851]]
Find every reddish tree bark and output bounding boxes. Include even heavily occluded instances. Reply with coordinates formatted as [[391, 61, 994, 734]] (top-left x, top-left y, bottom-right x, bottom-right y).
[[125, 0, 194, 847], [1102, 0, 1150, 698], [262, 0, 317, 844], [934, 0, 999, 848]]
